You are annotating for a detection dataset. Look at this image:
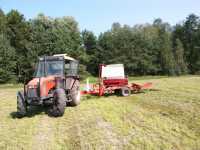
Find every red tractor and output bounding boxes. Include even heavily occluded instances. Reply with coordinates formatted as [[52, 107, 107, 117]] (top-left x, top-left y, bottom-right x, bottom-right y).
[[17, 54, 81, 117]]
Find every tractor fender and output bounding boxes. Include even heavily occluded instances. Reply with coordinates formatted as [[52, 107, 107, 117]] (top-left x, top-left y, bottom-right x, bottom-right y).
[[65, 77, 79, 90]]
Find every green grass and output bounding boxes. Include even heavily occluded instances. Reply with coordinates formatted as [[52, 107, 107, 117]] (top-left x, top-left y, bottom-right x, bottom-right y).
[[81, 76, 98, 84], [0, 76, 200, 149], [0, 83, 23, 89]]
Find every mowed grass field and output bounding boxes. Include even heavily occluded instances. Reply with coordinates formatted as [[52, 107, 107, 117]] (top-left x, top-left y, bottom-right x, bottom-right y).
[[0, 76, 200, 150]]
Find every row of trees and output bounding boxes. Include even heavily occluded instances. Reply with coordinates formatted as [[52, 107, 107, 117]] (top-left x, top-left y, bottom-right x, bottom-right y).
[[0, 9, 200, 83], [83, 15, 200, 76]]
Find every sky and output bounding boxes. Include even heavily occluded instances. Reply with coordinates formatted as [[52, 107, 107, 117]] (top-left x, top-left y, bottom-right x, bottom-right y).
[[0, 0, 200, 35]]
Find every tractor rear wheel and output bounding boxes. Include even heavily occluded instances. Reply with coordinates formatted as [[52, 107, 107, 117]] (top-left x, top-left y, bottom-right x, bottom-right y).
[[121, 87, 131, 96], [69, 81, 81, 106], [17, 91, 27, 117], [70, 90, 81, 106], [48, 88, 66, 117]]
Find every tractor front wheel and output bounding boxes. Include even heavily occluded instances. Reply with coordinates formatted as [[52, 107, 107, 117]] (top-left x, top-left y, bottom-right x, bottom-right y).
[[17, 91, 27, 117], [48, 89, 66, 117]]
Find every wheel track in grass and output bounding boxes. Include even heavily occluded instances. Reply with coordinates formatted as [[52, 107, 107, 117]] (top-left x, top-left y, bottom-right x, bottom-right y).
[[32, 115, 55, 150], [93, 98, 124, 149], [66, 99, 123, 150], [96, 117, 123, 149], [70, 109, 85, 149], [68, 107, 98, 149]]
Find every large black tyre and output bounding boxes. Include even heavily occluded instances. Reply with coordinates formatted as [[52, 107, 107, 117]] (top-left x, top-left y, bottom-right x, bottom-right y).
[[121, 87, 131, 96], [69, 81, 81, 106], [17, 91, 27, 117], [48, 89, 66, 117]]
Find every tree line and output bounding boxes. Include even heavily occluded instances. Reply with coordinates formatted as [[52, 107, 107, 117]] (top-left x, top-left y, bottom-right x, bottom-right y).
[[0, 9, 200, 83]]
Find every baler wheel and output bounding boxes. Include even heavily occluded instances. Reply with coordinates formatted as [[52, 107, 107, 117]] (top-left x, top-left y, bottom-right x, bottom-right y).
[[121, 87, 131, 96]]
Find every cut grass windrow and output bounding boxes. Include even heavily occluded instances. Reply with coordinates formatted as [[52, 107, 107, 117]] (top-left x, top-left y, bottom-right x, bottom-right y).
[[0, 76, 199, 149]]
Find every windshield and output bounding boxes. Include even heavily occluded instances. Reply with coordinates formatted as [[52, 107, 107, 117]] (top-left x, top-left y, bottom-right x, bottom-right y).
[[35, 60, 64, 77]]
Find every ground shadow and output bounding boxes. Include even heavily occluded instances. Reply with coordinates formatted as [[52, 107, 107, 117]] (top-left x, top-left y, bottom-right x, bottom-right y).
[[87, 88, 161, 98], [10, 88, 161, 118], [148, 88, 161, 92], [80, 94, 102, 101], [10, 106, 49, 119], [131, 89, 161, 95]]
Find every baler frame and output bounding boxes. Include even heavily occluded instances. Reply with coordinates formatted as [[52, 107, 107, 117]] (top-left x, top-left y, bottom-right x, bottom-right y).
[[81, 64, 152, 96]]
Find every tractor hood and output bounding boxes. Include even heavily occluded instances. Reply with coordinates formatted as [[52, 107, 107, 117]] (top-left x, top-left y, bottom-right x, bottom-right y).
[[27, 76, 56, 86], [26, 76, 57, 97], [27, 78, 39, 88]]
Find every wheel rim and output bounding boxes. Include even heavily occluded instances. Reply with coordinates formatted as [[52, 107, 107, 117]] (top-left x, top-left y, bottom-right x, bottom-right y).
[[124, 90, 129, 94]]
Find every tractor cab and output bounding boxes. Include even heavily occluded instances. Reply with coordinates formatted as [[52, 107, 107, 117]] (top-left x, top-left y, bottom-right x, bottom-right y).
[[53, 54, 78, 77], [34, 54, 78, 78]]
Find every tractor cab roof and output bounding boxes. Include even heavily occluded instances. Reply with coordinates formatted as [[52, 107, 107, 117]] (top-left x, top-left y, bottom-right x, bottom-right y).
[[53, 54, 76, 61], [39, 56, 64, 61], [39, 54, 76, 62]]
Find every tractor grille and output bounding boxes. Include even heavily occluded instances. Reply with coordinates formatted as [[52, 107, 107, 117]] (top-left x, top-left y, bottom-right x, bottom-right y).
[[27, 88, 38, 98]]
